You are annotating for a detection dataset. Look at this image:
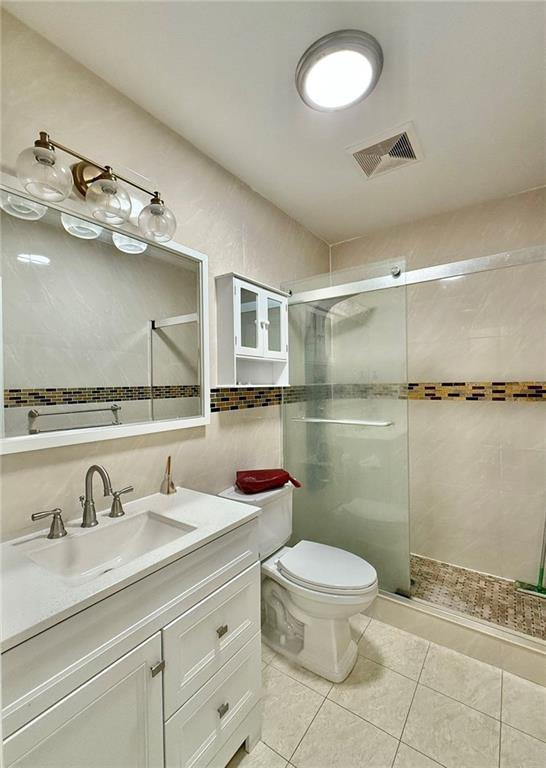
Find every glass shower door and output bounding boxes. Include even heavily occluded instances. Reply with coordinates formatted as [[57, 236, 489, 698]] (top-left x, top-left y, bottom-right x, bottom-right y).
[[283, 262, 410, 596]]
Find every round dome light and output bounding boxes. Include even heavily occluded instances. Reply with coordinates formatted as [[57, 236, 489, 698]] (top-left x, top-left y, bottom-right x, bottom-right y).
[[296, 30, 383, 111]]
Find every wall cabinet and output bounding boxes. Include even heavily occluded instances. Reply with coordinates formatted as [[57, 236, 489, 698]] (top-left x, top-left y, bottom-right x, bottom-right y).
[[2, 521, 262, 768], [216, 274, 289, 385]]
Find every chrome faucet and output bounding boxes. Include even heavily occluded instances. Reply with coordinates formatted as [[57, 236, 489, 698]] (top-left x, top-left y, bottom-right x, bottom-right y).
[[80, 465, 113, 528]]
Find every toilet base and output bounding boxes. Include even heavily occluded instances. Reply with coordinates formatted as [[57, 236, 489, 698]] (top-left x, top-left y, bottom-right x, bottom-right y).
[[262, 628, 358, 683]]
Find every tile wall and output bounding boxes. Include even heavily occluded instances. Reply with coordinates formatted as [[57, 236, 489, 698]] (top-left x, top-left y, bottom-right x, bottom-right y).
[[0, 11, 329, 537], [331, 189, 546, 584]]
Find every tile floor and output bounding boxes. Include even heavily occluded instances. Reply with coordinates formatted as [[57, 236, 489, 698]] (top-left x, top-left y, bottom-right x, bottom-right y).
[[229, 615, 546, 768], [410, 554, 546, 640]]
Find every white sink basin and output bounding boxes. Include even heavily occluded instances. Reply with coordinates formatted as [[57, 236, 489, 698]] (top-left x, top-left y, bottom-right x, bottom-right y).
[[25, 511, 196, 582]]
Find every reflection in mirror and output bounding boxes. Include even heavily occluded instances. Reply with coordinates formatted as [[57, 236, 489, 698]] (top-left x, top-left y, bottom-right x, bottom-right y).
[[1, 193, 204, 440]]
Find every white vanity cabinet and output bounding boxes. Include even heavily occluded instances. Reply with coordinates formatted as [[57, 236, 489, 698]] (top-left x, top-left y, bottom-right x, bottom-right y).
[[3, 634, 164, 768], [216, 273, 289, 385], [2, 518, 262, 768]]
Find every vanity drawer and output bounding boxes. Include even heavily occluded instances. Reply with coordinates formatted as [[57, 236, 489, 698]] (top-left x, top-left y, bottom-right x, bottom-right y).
[[165, 632, 261, 768], [163, 561, 260, 719]]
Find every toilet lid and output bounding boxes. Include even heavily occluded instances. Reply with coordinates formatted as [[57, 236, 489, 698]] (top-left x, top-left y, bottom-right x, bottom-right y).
[[277, 541, 377, 593]]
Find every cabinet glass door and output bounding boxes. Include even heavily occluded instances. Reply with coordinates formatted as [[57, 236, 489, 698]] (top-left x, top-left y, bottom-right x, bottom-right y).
[[236, 283, 260, 356], [265, 295, 284, 357]]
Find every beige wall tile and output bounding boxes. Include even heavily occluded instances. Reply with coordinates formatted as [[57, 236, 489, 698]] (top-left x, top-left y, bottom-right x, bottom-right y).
[[0, 11, 328, 536], [331, 187, 545, 272]]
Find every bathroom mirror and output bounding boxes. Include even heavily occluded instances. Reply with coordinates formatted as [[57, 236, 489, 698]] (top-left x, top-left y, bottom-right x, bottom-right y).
[[0, 183, 209, 454]]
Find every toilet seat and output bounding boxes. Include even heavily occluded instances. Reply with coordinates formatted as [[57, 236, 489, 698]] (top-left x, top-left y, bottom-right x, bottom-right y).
[[277, 540, 377, 596]]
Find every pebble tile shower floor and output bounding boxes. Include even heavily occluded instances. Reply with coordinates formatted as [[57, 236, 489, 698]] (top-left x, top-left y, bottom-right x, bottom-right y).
[[228, 617, 546, 768], [410, 554, 546, 640]]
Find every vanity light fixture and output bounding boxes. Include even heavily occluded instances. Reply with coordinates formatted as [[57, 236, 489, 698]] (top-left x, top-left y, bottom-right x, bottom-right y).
[[138, 192, 176, 243], [61, 213, 103, 240], [16, 133, 73, 201], [112, 232, 148, 254], [0, 190, 47, 221], [15, 132, 177, 241], [295, 29, 383, 111], [85, 166, 132, 225]]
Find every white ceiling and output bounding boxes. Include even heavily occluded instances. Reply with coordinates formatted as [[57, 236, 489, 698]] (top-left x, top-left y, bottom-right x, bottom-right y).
[[7, 1, 545, 243]]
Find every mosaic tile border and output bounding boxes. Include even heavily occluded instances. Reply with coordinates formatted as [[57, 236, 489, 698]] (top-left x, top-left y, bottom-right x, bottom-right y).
[[411, 554, 546, 640], [3, 385, 200, 408], [406, 381, 546, 401], [4, 381, 545, 411], [210, 387, 282, 412]]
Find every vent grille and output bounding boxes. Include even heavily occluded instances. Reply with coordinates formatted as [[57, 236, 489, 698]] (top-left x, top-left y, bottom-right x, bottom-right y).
[[350, 128, 421, 179]]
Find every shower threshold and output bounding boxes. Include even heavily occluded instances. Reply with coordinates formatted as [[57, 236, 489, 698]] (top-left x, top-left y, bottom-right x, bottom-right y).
[[410, 554, 546, 641]]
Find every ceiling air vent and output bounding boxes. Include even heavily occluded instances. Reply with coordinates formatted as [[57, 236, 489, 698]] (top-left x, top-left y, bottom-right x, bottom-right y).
[[348, 123, 422, 179]]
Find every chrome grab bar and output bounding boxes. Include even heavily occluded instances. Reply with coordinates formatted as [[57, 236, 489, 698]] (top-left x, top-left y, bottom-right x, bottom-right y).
[[291, 417, 393, 427]]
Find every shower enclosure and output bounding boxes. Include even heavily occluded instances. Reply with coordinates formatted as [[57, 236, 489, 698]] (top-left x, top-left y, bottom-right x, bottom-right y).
[[283, 247, 546, 642], [282, 261, 410, 597]]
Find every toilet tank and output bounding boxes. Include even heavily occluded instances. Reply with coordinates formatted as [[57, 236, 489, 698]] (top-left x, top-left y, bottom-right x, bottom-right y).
[[219, 483, 293, 559]]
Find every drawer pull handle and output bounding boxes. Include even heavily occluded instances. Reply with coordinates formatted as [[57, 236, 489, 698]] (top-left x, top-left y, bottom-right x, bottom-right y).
[[216, 624, 229, 638], [217, 702, 230, 719], [150, 660, 165, 677]]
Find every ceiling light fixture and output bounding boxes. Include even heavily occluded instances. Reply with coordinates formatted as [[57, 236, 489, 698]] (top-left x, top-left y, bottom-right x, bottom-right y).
[[15, 132, 177, 242], [295, 29, 383, 111]]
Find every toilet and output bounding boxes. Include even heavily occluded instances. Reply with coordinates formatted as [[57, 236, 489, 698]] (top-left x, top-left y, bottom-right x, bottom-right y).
[[219, 482, 378, 683]]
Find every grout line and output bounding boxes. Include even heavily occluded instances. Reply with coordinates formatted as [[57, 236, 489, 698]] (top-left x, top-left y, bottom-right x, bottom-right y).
[[395, 643, 451, 768], [498, 720, 546, 746], [265, 742, 293, 763], [355, 648, 426, 684], [397, 642, 430, 748], [417, 681, 502, 723], [288, 696, 326, 764], [397, 741, 450, 768], [267, 657, 333, 697], [325, 696, 408, 743]]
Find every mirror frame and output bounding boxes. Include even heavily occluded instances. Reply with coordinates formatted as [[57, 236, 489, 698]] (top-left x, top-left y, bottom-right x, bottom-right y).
[[0, 178, 210, 454]]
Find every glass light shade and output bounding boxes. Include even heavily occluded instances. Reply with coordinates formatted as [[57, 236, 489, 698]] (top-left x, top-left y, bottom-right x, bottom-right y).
[[0, 190, 47, 220], [112, 232, 148, 254], [304, 50, 373, 109], [138, 199, 176, 243], [61, 213, 102, 240], [295, 30, 383, 111], [16, 145, 73, 201], [86, 175, 131, 225]]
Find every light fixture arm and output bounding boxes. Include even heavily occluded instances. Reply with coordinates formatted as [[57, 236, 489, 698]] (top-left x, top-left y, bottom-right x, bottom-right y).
[[39, 131, 161, 199]]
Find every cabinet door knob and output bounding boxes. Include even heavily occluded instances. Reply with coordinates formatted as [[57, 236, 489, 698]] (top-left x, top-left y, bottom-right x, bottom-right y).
[[217, 702, 229, 719], [216, 624, 228, 638]]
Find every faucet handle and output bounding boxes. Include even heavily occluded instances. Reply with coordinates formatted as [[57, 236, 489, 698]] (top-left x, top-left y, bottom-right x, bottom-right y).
[[109, 486, 134, 518], [31, 508, 67, 539], [115, 486, 134, 497]]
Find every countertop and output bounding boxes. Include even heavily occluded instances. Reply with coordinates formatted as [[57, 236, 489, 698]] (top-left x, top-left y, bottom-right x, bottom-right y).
[[1, 487, 260, 652]]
